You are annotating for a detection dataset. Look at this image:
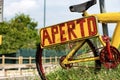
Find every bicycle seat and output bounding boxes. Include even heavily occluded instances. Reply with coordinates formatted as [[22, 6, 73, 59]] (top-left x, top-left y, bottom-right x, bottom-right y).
[[69, 0, 96, 13]]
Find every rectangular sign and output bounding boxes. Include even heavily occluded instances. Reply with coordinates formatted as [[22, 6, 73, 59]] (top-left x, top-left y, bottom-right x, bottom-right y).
[[40, 16, 98, 47]]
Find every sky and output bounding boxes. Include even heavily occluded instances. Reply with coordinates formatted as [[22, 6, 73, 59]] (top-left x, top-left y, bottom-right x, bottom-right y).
[[4, 0, 120, 36]]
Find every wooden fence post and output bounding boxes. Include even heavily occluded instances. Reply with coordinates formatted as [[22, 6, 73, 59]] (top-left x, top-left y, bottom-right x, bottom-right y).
[[19, 56, 23, 64], [29, 57, 32, 65], [55, 56, 58, 64], [18, 56, 23, 75], [42, 57, 46, 64], [2, 55, 5, 65]]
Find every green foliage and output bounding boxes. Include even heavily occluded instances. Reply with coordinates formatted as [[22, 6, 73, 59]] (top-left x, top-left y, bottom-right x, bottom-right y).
[[47, 64, 120, 80], [0, 13, 39, 54]]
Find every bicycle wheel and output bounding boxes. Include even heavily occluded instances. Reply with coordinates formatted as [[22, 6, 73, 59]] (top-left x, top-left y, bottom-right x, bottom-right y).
[[36, 44, 61, 80], [36, 39, 101, 80], [36, 44, 46, 80]]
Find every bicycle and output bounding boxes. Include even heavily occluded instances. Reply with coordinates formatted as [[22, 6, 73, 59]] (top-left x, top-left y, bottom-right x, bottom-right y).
[[36, 0, 120, 80]]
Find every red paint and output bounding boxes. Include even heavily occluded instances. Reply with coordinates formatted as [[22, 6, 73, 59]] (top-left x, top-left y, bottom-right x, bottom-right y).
[[51, 26, 58, 43], [87, 16, 97, 36], [41, 16, 98, 47], [59, 23, 67, 42], [102, 35, 113, 60], [67, 21, 77, 40]]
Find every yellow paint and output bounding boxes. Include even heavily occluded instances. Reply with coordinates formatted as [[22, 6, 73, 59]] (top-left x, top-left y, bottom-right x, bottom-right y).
[[40, 16, 98, 47], [111, 22, 120, 48], [61, 12, 120, 65], [93, 12, 120, 23], [63, 57, 99, 64], [39, 11, 120, 65], [92, 12, 120, 48]]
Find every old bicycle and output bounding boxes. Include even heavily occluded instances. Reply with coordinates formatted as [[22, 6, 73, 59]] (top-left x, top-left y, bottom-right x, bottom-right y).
[[36, 0, 120, 80]]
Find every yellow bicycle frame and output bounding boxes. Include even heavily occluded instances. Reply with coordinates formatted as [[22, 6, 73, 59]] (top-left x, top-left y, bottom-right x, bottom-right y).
[[62, 12, 120, 65], [40, 11, 120, 65], [91, 12, 120, 48]]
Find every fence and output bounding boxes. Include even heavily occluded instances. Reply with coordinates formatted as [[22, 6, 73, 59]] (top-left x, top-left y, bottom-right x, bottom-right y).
[[0, 55, 35, 65], [0, 55, 60, 65], [0, 55, 60, 77]]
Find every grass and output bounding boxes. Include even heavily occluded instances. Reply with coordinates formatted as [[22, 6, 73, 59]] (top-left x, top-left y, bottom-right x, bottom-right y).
[[46, 63, 120, 80], [45, 51, 120, 80]]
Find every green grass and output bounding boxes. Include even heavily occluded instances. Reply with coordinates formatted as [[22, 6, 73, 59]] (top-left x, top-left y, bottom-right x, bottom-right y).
[[45, 47, 120, 80], [46, 64, 120, 80]]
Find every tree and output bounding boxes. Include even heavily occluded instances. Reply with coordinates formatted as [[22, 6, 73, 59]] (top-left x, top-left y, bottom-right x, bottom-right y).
[[0, 13, 39, 54]]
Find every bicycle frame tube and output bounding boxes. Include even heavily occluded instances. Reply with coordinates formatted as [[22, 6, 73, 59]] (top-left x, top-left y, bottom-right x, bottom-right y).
[[91, 12, 120, 48], [70, 57, 99, 64], [62, 40, 99, 65], [62, 40, 85, 64], [92, 12, 120, 23], [111, 22, 120, 48], [98, 35, 106, 46], [62, 12, 120, 65]]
